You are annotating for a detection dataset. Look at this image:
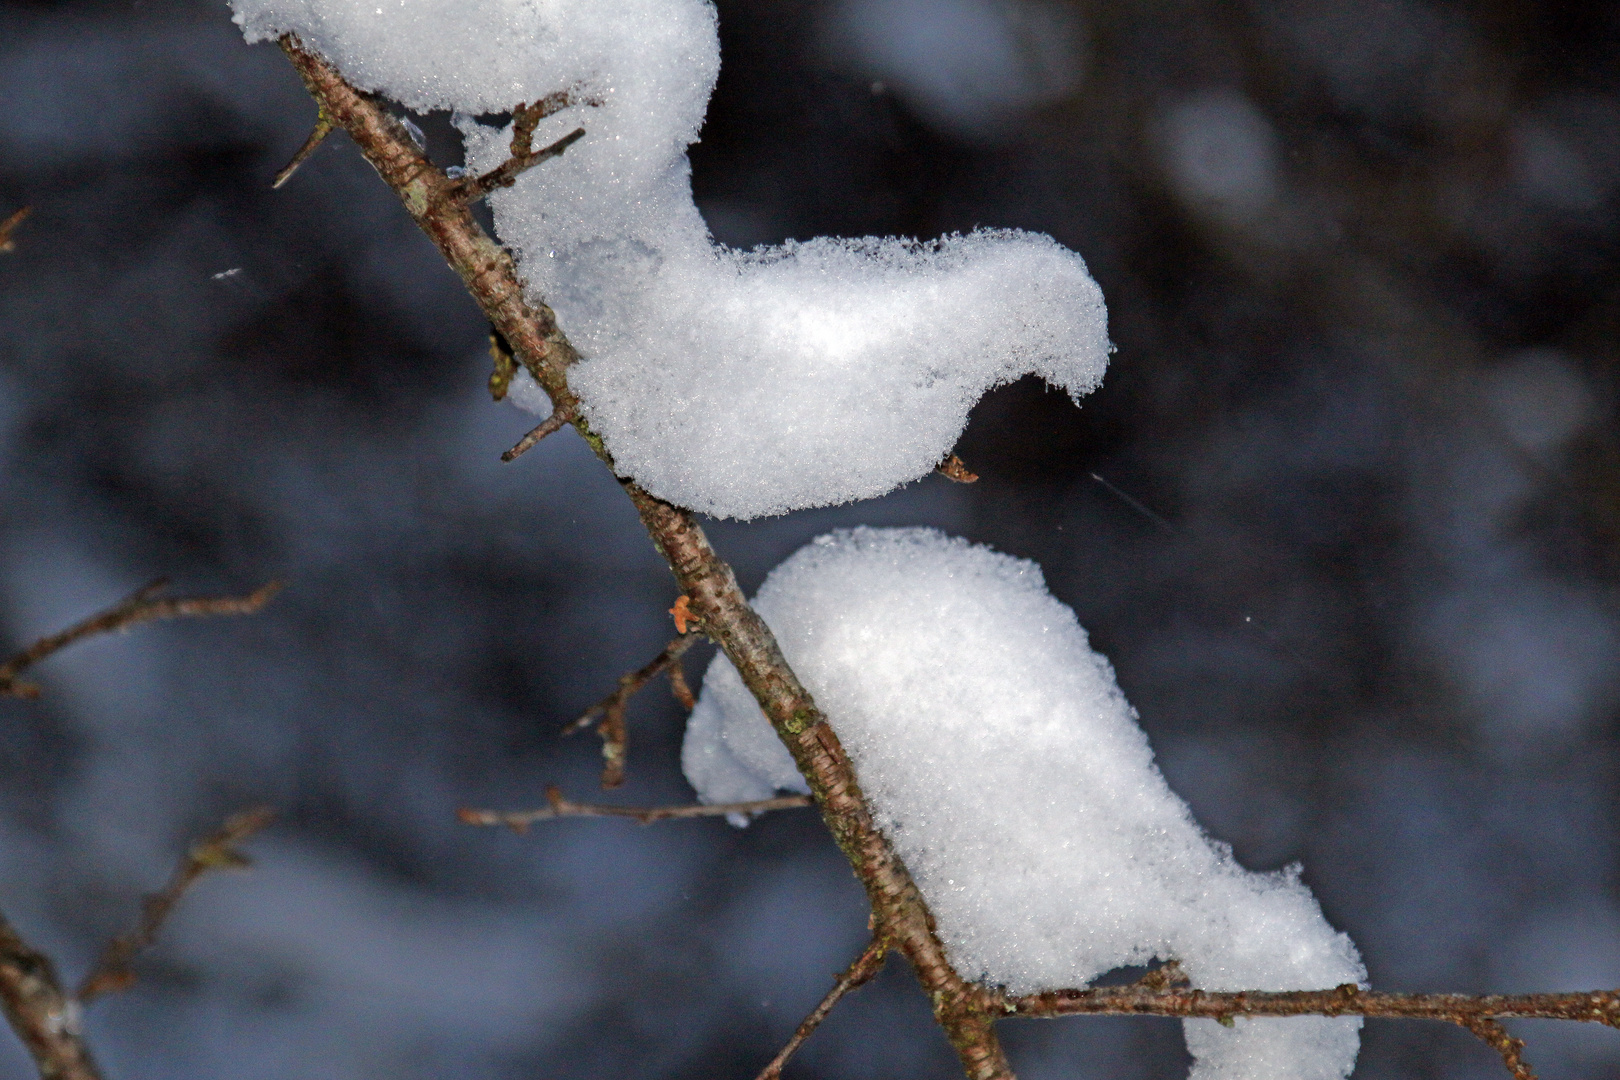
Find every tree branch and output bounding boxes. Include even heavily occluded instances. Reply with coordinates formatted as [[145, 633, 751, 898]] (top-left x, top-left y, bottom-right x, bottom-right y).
[[277, 31, 1016, 1074], [0, 206, 31, 254], [457, 785, 811, 830], [77, 807, 275, 1002], [451, 128, 586, 204], [0, 911, 100, 1080], [1004, 981, 1620, 1025], [272, 105, 334, 188], [1006, 982, 1620, 1080], [502, 404, 577, 462], [754, 935, 889, 1080], [0, 580, 282, 700], [562, 634, 697, 788]]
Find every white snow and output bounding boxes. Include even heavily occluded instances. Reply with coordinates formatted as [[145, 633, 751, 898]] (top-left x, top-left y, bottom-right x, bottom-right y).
[[683, 528, 1365, 1080], [232, 0, 1111, 518]]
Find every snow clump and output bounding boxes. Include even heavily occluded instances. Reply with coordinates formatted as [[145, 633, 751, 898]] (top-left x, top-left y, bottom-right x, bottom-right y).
[[231, 0, 1112, 518], [683, 527, 1365, 1080]]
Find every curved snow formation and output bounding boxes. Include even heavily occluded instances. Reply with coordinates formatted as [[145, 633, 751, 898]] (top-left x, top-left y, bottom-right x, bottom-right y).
[[231, 0, 1111, 518], [683, 528, 1365, 1080]]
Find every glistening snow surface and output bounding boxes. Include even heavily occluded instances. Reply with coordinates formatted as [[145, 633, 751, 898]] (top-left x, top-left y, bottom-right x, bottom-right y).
[[683, 529, 1365, 1080], [231, 0, 1111, 518]]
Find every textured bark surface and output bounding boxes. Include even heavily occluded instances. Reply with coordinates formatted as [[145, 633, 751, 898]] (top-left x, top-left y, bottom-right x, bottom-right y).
[[0, 912, 101, 1080]]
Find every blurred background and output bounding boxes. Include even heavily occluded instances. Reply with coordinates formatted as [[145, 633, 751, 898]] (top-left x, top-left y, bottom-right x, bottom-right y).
[[1, 0, 1618, 1077]]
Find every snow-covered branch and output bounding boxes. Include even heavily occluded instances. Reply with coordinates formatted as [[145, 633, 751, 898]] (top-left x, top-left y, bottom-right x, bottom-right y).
[[274, 36, 1021, 1076], [261, 23, 1616, 1080]]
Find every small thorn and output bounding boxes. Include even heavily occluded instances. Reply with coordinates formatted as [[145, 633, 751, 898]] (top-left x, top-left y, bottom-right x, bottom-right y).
[[501, 406, 573, 461], [273, 108, 335, 189]]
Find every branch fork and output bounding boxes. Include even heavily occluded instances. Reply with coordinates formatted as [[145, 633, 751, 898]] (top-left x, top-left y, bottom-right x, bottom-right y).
[[0, 579, 281, 700], [446, 90, 597, 204]]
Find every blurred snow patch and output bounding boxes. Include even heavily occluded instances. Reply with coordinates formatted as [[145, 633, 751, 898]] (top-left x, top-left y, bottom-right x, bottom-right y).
[[1264, 0, 1449, 114], [823, 0, 1083, 140], [165, 840, 592, 1074], [1512, 97, 1620, 215], [1421, 580, 1620, 754], [1159, 92, 1279, 222], [1483, 349, 1595, 453], [1515, 123, 1601, 212]]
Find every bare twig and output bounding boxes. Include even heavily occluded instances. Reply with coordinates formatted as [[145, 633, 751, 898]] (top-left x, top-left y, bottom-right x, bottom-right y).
[[448, 96, 590, 204], [502, 404, 576, 462], [1466, 1017, 1536, 1080], [668, 659, 696, 710], [272, 105, 334, 188], [0, 910, 100, 1080], [1007, 981, 1620, 1023], [0, 579, 282, 700], [937, 453, 979, 483], [76, 806, 274, 1003], [755, 936, 889, 1080], [563, 635, 696, 787], [448, 90, 597, 204], [457, 785, 812, 831], [0, 206, 32, 254]]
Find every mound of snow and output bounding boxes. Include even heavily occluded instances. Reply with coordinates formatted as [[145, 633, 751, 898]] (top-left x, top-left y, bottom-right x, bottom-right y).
[[683, 527, 1364, 1080], [233, 0, 1110, 518]]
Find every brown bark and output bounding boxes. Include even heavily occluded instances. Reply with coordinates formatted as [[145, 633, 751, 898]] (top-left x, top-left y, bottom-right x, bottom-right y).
[[457, 786, 812, 829], [0, 580, 281, 699], [0, 912, 101, 1080], [755, 936, 889, 1080]]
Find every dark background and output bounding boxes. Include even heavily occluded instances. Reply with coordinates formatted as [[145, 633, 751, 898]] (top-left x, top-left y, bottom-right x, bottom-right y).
[[1, 0, 1618, 1078]]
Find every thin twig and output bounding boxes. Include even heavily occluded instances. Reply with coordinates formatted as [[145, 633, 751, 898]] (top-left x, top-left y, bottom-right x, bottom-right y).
[[450, 125, 587, 204], [563, 635, 696, 788], [0, 580, 282, 700], [1003, 980, 1618, 1078], [456, 89, 600, 202], [1006, 980, 1620, 1025], [0, 910, 100, 1080], [273, 106, 335, 188], [458, 785, 812, 831], [1466, 1017, 1536, 1080], [0, 206, 32, 254], [502, 405, 576, 461], [755, 936, 889, 1080], [77, 807, 274, 1002], [667, 660, 696, 710]]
